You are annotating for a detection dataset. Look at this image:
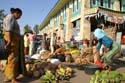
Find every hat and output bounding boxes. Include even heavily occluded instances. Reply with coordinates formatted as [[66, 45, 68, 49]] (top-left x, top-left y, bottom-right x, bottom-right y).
[[94, 28, 106, 39]]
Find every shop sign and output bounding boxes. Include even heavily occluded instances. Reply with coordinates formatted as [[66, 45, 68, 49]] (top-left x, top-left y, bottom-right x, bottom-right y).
[[98, 10, 125, 24], [106, 15, 124, 24]]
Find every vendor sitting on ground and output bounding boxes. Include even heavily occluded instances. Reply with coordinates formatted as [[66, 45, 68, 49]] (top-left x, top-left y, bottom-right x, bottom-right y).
[[93, 28, 121, 69]]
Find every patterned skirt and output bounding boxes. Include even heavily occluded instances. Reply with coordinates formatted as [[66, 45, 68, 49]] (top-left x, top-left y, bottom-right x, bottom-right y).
[[4, 32, 26, 79]]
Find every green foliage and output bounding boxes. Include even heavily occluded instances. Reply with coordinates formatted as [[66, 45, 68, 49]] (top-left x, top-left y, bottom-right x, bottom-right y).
[[90, 70, 125, 83], [0, 9, 6, 38], [67, 43, 77, 49], [0, 9, 6, 21], [40, 71, 56, 83], [33, 25, 39, 34], [23, 24, 32, 33]]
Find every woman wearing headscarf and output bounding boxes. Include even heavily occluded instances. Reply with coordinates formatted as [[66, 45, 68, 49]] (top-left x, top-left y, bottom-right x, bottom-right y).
[[3, 8, 26, 83], [94, 28, 121, 69]]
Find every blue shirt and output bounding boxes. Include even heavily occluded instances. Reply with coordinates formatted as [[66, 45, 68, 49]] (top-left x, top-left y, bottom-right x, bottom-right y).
[[96, 36, 113, 50]]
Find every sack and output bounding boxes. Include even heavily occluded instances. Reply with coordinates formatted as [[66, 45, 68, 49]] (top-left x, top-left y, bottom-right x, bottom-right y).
[[0, 39, 9, 60]]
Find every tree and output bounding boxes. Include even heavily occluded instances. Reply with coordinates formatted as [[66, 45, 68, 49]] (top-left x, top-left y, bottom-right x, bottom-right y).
[[0, 9, 6, 31], [23, 24, 32, 34], [0, 10, 5, 21], [33, 24, 39, 34], [0, 9, 6, 37]]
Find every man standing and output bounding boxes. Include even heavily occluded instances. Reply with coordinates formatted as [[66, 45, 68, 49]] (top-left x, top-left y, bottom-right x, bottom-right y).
[[28, 31, 35, 56], [50, 33, 57, 53], [41, 33, 47, 50], [24, 33, 29, 55]]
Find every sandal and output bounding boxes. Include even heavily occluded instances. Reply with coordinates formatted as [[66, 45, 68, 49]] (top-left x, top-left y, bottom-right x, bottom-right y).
[[4, 79, 11, 83]]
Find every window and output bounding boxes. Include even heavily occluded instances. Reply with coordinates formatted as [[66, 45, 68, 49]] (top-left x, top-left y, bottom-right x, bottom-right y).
[[93, 0, 96, 5], [73, 0, 75, 12], [100, 0, 103, 6], [108, 0, 111, 8], [76, 0, 79, 9]]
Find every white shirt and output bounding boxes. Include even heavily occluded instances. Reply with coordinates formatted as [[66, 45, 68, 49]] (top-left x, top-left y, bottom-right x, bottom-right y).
[[24, 35, 29, 47]]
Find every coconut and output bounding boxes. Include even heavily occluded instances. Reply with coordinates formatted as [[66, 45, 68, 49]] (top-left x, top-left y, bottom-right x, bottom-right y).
[[39, 69, 45, 75], [65, 54, 73, 63], [33, 70, 41, 78], [36, 63, 43, 70], [27, 70, 33, 77], [45, 63, 58, 74]]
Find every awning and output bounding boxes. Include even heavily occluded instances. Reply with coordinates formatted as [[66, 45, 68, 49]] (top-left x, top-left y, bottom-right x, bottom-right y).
[[85, 13, 97, 18], [98, 8, 125, 24], [85, 7, 125, 24]]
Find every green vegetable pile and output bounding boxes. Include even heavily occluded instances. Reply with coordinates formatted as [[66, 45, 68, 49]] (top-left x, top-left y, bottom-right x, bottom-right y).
[[40, 71, 56, 83], [90, 70, 125, 83], [67, 43, 77, 49]]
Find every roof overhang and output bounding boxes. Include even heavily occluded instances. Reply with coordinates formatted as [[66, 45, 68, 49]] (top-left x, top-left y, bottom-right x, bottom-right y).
[[85, 7, 125, 17], [40, 0, 70, 30], [85, 7, 125, 24]]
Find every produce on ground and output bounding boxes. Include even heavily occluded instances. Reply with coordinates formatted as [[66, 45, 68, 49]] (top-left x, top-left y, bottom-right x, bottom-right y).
[[65, 54, 74, 63], [67, 43, 77, 49], [75, 47, 94, 65], [90, 70, 125, 83], [56, 64, 73, 81], [26, 61, 57, 78], [65, 48, 80, 60], [40, 50, 51, 60], [54, 48, 65, 54], [40, 70, 56, 83], [26, 59, 74, 83], [40, 64, 74, 83]]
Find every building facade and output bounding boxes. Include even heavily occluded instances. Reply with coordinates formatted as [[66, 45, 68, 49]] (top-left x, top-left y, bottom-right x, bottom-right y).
[[39, 0, 125, 44]]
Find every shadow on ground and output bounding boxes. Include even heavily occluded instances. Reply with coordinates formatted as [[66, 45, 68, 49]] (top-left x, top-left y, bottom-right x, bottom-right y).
[[112, 58, 125, 70], [17, 77, 39, 83]]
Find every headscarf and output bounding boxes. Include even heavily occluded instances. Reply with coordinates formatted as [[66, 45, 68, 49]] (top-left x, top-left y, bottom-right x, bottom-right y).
[[94, 28, 106, 39]]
